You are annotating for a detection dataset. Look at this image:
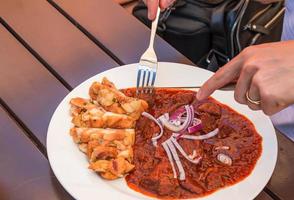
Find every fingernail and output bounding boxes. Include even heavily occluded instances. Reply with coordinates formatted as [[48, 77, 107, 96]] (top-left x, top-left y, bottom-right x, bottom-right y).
[[148, 11, 151, 20]]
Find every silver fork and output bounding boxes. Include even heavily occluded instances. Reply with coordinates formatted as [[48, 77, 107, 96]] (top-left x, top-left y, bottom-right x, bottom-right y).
[[136, 7, 160, 94]]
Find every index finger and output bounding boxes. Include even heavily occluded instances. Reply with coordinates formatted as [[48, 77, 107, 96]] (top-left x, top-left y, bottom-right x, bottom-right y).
[[196, 56, 243, 101]]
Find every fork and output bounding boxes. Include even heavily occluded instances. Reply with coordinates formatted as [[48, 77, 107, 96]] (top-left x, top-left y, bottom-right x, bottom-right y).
[[136, 7, 160, 94]]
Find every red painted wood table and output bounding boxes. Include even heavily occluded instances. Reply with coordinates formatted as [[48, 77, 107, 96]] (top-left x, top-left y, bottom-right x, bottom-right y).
[[0, 1, 293, 200]]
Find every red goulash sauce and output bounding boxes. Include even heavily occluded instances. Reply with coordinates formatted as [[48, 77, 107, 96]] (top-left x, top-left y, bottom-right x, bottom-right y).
[[122, 88, 262, 199]]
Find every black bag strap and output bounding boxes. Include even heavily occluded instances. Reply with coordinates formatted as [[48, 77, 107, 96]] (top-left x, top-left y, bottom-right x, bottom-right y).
[[205, 49, 230, 71], [210, 0, 233, 55], [205, 0, 233, 71], [158, 0, 186, 32], [207, 0, 247, 71]]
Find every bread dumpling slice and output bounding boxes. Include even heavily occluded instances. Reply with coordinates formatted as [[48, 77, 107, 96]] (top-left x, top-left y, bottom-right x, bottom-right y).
[[89, 77, 148, 120], [70, 97, 136, 129], [70, 127, 135, 145]]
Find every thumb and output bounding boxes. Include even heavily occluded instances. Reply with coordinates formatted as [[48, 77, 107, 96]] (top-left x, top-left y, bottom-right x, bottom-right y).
[[146, 0, 159, 20]]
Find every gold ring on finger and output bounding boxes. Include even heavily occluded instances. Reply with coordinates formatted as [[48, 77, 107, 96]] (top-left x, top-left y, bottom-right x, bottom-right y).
[[246, 91, 261, 105]]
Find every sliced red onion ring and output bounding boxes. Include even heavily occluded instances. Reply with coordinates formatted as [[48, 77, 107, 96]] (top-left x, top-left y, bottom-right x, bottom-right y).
[[173, 128, 219, 140], [142, 112, 163, 146], [158, 105, 192, 132], [188, 150, 197, 160], [178, 117, 188, 122], [188, 123, 203, 134], [178, 117, 199, 123], [189, 105, 194, 125], [215, 146, 230, 150], [175, 133, 184, 140], [170, 106, 186, 120], [162, 142, 177, 179], [217, 153, 232, 165], [187, 118, 202, 133], [171, 105, 196, 122], [166, 139, 185, 181], [192, 118, 202, 126], [170, 137, 202, 164], [176, 118, 202, 139], [169, 119, 181, 126]]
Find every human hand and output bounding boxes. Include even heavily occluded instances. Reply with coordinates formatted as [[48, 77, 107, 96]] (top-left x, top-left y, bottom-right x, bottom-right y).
[[197, 41, 294, 115], [143, 0, 176, 20]]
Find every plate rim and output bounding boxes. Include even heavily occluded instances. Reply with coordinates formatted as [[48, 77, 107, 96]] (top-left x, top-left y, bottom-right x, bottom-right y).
[[47, 62, 278, 200]]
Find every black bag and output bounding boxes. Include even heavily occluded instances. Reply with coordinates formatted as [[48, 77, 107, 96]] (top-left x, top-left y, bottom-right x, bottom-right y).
[[133, 0, 285, 71]]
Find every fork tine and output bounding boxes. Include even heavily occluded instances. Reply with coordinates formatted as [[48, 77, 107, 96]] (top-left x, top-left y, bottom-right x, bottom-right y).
[[151, 69, 156, 87], [145, 69, 151, 93], [141, 69, 147, 93], [136, 69, 142, 94], [149, 70, 156, 94]]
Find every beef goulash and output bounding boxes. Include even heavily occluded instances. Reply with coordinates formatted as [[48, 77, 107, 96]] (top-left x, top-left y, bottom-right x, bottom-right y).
[[122, 88, 262, 199], [68, 78, 262, 199], [69, 78, 148, 180]]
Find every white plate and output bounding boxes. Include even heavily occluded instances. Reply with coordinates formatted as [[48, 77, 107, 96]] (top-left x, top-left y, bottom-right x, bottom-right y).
[[47, 62, 277, 200]]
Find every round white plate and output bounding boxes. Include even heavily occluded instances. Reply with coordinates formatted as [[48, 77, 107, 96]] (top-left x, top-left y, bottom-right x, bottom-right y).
[[47, 62, 277, 200]]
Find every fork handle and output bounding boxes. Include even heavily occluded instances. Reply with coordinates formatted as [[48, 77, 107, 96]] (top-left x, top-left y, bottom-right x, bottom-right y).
[[148, 7, 160, 49]]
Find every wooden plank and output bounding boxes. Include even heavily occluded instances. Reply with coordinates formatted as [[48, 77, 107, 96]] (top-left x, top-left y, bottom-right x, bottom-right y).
[[0, 24, 69, 147], [0, 0, 118, 88], [266, 131, 294, 200], [50, 0, 193, 65], [255, 191, 274, 200], [0, 106, 73, 200]]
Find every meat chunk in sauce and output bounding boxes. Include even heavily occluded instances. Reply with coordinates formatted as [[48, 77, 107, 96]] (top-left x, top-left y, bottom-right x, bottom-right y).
[[197, 102, 221, 133], [198, 102, 221, 116]]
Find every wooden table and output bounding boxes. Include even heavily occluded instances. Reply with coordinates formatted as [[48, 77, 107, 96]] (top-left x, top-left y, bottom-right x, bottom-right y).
[[0, 1, 293, 200]]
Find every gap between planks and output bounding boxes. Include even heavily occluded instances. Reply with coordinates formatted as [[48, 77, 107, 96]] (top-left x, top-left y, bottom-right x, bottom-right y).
[[0, 98, 48, 158], [0, 17, 73, 91], [47, 0, 125, 66]]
